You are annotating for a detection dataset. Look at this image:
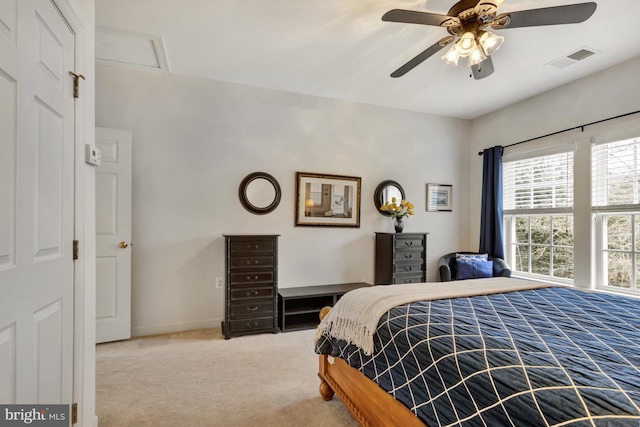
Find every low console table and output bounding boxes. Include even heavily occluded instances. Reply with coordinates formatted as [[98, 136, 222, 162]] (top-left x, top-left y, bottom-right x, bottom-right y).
[[278, 282, 370, 332]]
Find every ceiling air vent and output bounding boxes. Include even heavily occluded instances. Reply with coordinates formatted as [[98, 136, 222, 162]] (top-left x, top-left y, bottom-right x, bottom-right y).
[[547, 47, 598, 69], [567, 49, 596, 61], [96, 27, 170, 73]]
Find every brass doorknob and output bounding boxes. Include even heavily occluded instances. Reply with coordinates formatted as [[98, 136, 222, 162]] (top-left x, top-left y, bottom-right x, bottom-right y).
[[119, 241, 129, 249]]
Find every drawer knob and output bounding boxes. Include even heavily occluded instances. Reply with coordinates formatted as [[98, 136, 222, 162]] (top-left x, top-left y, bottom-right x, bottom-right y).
[[247, 306, 258, 312], [247, 290, 259, 296], [405, 266, 413, 271], [247, 321, 258, 329], [404, 241, 413, 246], [405, 279, 414, 283], [404, 253, 413, 259], [247, 275, 259, 281]]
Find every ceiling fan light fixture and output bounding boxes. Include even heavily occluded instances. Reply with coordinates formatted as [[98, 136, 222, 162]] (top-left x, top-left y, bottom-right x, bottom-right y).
[[455, 32, 477, 57], [468, 46, 487, 66], [442, 44, 460, 66], [479, 31, 504, 56]]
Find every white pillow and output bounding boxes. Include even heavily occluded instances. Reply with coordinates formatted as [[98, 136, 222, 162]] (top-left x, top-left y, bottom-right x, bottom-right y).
[[455, 253, 489, 262]]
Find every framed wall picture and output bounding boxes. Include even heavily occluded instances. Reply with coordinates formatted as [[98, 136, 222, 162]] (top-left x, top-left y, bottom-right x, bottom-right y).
[[295, 172, 361, 227], [427, 184, 453, 212]]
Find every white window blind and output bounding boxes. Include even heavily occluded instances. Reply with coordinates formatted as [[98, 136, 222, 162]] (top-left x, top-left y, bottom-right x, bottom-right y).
[[592, 136, 640, 209], [503, 151, 574, 214]]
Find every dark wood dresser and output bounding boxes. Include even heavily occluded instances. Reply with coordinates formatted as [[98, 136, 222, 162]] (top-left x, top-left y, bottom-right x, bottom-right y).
[[223, 234, 279, 339], [374, 232, 429, 285]]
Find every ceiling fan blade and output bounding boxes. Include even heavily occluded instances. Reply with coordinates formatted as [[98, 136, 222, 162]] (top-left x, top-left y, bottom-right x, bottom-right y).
[[390, 41, 448, 78], [471, 56, 494, 80], [382, 9, 452, 27], [502, 2, 597, 29]]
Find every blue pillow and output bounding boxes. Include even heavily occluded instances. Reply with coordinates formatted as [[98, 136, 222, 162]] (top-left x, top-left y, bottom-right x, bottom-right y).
[[456, 259, 494, 280]]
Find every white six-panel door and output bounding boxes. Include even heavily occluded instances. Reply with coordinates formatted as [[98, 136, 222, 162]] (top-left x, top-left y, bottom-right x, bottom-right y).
[[95, 127, 132, 344], [0, 0, 75, 404]]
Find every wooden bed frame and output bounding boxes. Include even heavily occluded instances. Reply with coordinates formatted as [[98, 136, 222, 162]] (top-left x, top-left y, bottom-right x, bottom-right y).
[[317, 307, 424, 426]]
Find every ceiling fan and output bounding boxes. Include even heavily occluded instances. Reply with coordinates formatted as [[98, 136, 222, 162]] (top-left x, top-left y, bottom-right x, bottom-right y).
[[382, 0, 597, 79]]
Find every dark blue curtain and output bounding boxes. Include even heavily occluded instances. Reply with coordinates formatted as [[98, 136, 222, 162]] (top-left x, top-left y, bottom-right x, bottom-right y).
[[479, 146, 504, 259]]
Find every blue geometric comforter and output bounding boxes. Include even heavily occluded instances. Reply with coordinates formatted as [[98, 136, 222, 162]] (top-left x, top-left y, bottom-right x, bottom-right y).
[[315, 287, 640, 426]]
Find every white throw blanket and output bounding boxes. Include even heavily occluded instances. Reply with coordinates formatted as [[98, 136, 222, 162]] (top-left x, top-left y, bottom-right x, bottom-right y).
[[314, 277, 562, 356]]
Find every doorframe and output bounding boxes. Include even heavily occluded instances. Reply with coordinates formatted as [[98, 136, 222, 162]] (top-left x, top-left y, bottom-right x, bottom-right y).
[[49, 0, 97, 426]]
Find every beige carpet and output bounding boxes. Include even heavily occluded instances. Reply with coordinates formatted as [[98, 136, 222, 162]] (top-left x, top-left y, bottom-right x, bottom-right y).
[[96, 328, 359, 427]]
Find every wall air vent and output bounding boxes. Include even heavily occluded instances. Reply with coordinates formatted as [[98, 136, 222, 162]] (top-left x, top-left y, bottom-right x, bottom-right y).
[[546, 47, 598, 69]]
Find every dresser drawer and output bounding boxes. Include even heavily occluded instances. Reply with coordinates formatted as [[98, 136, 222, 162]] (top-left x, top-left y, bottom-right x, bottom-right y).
[[394, 249, 424, 263], [230, 256, 274, 270], [228, 317, 274, 334], [394, 263, 424, 274], [230, 286, 274, 300], [393, 273, 425, 284], [394, 236, 424, 250], [230, 271, 274, 285], [229, 300, 274, 318], [230, 239, 274, 254]]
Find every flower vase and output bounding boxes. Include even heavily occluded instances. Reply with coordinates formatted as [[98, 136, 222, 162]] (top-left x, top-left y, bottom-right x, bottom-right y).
[[394, 218, 404, 233]]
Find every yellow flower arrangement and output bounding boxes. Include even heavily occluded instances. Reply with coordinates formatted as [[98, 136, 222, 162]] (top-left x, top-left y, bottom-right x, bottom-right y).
[[380, 197, 415, 220]]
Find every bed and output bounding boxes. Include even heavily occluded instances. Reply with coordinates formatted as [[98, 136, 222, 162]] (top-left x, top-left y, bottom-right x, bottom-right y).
[[314, 278, 640, 426]]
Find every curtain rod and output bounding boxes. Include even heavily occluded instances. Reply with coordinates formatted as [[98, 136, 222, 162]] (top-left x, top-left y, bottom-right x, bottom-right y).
[[477, 110, 640, 156]]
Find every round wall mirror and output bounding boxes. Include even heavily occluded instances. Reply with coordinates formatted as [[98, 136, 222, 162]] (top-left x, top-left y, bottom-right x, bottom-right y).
[[374, 180, 405, 216], [238, 172, 282, 215]]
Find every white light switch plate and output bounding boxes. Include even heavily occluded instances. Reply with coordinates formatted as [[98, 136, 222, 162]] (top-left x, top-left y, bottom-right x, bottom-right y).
[[85, 144, 101, 166]]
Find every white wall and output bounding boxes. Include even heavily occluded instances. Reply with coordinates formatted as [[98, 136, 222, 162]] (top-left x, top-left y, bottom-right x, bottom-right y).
[[469, 56, 640, 289], [95, 66, 471, 336]]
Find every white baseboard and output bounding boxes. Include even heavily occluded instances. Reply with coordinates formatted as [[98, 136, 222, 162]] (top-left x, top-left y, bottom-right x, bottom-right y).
[[131, 317, 223, 337]]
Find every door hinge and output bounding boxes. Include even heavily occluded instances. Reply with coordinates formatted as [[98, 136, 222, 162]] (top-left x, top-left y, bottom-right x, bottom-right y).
[[73, 240, 79, 260], [68, 71, 85, 99], [71, 403, 77, 424]]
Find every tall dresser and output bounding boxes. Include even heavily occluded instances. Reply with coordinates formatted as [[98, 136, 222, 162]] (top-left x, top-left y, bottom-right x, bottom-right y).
[[374, 232, 429, 285], [223, 234, 279, 339]]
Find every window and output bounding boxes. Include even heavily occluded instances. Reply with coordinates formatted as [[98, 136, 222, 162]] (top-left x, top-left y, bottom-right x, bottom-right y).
[[511, 215, 574, 279], [503, 150, 574, 282], [593, 134, 640, 293], [307, 183, 323, 207]]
